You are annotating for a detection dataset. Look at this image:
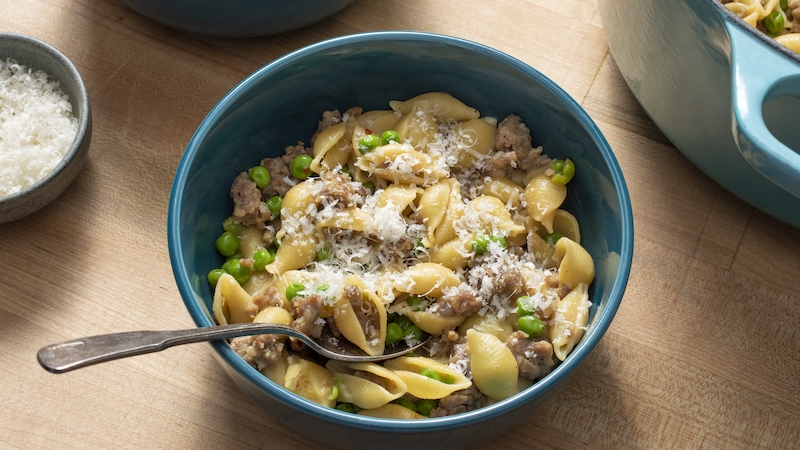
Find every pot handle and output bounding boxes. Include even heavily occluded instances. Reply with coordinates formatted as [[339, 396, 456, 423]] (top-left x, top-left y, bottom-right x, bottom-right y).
[[728, 24, 800, 199]]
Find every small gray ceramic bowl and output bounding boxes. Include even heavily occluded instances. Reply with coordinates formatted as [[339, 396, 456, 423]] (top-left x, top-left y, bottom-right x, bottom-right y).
[[169, 32, 633, 449], [0, 32, 91, 224], [116, 0, 355, 38]]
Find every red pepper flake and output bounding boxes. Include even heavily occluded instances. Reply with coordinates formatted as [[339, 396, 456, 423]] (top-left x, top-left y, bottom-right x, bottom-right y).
[[365, 129, 372, 135]]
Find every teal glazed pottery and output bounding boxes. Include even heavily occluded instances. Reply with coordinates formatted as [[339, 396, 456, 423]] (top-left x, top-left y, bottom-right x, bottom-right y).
[[116, 0, 354, 38], [168, 32, 633, 450], [0, 32, 92, 224], [598, 0, 800, 229]]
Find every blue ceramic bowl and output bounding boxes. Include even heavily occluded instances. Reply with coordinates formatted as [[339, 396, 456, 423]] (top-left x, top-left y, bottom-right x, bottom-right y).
[[168, 32, 633, 450], [117, 0, 354, 38], [598, 0, 800, 229]]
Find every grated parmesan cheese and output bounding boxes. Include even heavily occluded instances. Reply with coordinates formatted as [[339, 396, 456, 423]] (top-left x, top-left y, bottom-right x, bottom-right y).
[[0, 58, 78, 197]]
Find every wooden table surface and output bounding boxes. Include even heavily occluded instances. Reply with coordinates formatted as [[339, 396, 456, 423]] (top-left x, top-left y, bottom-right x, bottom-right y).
[[2, 0, 799, 449]]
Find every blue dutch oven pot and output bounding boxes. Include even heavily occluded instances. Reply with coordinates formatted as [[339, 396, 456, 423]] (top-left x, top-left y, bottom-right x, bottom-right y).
[[599, 0, 800, 228]]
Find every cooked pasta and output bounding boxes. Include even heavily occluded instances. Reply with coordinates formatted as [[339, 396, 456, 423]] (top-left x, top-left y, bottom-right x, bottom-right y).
[[211, 93, 595, 417], [720, 0, 800, 53]]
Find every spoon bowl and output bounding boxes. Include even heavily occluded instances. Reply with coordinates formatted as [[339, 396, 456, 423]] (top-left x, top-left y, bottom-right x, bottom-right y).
[[37, 322, 430, 374]]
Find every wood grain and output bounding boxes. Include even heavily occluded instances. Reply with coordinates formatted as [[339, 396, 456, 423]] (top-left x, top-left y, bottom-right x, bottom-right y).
[[2, 0, 799, 449]]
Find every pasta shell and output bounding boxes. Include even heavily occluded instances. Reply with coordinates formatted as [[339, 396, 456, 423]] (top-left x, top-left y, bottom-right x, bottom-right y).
[[268, 232, 319, 275], [527, 231, 557, 268], [357, 403, 424, 420], [451, 118, 496, 168], [357, 110, 400, 137], [392, 100, 439, 151], [315, 206, 374, 233], [213, 273, 257, 325], [326, 360, 407, 409], [374, 185, 422, 215], [261, 350, 288, 386], [458, 313, 514, 342], [428, 236, 473, 271], [406, 310, 466, 335], [389, 92, 480, 122], [554, 237, 595, 288], [238, 226, 265, 258], [549, 282, 590, 361], [355, 143, 447, 186], [418, 182, 450, 247], [310, 122, 347, 173], [466, 195, 526, 237], [384, 356, 471, 399], [284, 355, 337, 407], [552, 209, 581, 244], [466, 329, 519, 401], [394, 262, 461, 298], [252, 306, 293, 326], [524, 174, 567, 234], [333, 275, 387, 356], [427, 178, 464, 247], [776, 33, 800, 53], [479, 177, 523, 209]]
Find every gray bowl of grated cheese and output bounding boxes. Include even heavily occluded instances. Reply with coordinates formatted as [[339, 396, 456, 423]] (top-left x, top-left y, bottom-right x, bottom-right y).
[[0, 32, 91, 224]]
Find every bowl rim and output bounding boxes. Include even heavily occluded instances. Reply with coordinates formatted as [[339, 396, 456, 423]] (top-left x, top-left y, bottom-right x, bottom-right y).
[[168, 30, 634, 431], [0, 32, 91, 209]]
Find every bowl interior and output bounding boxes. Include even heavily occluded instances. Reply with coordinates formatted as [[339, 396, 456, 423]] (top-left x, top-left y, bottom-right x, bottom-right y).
[[169, 32, 632, 435]]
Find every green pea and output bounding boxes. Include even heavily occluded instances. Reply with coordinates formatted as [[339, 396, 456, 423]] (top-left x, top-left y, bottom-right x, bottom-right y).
[[215, 231, 240, 257], [335, 403, 362, 413], [516, 296, 536, 315], [441, 374, 455, 384], [221, 258, 236, 274], [225, 259, 252, 285], [291, 154, 314, 180], [253, 249, 274, 271], [420, 368, 442, 382], [328, 385, 339, 401], [517, 315, 545, 337], [328, 377, 341, 400], [551, 158, 576, 185], [385, 322, 405, 345], [358, 134, 382, 154], [393, 399, 418, 412], [317, 247, 332, 261], [380, 129, 401, 145], [404, 325, 424, 342], [340, 165, 351, 176], [394, 315, 414, 331], [266, 196, 282, 219], [545, 232, 563, 246], [222, 216, 243, 235], [248, 165, 271, 189], [781, 0, 789, 11], [471, 235, 489, 255], [407, 296, 425, 311], [489, 235, 508, 251], [416, 399, 438, 416], [207, 268, 225, 287], [286, 282, 306, 301], [362, 181, 375, 193], [765, 10, 784, 35]]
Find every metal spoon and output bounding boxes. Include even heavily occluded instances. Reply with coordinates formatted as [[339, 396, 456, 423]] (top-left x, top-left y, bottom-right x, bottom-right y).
[[37, 322, 429, 374]]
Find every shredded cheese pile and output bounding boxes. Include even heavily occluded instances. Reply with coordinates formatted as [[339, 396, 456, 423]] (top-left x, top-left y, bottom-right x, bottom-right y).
[[0, 58, 78, 197]]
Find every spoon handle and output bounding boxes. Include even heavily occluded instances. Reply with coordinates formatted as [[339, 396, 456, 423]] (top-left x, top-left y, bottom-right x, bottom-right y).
[[37, 323, 304, 374]]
